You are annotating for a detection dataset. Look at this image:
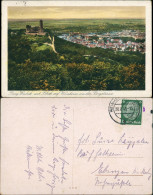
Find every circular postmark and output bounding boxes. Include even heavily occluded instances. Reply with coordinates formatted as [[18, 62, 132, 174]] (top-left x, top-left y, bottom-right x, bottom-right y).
[[108, 98, 123, 124], [108, 98, 142, 125]]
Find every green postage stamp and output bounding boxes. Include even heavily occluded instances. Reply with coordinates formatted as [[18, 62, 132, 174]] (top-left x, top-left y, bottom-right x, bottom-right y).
[[108, 98, 142, 125], [121, 100, 142, 125]]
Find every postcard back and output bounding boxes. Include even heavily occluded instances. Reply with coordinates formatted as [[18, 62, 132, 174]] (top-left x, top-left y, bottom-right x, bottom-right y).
[[1, 98, 152, 194]]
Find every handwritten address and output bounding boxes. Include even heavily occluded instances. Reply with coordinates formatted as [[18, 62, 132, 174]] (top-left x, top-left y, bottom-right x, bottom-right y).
[[24, 105, 151, 193]]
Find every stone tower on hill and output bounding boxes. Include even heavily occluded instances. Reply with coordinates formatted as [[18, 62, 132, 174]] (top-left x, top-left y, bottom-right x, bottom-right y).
[[26, 20, 46, 35], [40, 20, 43, 32]]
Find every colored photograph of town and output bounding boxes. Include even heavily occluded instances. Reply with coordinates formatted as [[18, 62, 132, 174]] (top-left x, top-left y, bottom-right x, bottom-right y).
[[8, 6, 145, 91]]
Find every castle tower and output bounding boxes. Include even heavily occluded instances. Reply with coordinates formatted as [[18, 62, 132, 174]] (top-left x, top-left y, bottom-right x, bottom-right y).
[[40, 20, 43, 32]]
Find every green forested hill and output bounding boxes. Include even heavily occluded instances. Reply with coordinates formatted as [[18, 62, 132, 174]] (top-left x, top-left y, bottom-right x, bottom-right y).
[[8, 19, 145, 91]]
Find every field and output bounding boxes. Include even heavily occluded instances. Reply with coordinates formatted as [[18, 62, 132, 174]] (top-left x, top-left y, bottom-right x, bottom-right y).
[[8, 19, 145, 33], [8, 19, 145, 90]]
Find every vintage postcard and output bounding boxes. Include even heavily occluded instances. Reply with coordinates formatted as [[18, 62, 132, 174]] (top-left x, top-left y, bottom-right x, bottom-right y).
[[1, 1, 152, 97], [1, 98, 152, 194]]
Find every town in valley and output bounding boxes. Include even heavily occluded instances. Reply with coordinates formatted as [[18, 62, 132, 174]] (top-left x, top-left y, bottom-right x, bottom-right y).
[[58, 30, 145, 53]]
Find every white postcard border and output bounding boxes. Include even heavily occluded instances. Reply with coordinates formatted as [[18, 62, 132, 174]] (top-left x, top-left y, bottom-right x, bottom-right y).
[[2, 1, 152, 97]]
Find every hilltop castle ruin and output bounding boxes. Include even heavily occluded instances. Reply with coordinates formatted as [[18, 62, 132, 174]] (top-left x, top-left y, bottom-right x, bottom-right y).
[[26, 20, 46, 35]]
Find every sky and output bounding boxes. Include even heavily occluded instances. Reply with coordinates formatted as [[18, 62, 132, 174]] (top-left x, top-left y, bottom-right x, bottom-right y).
[[8, 6, 145, 19]]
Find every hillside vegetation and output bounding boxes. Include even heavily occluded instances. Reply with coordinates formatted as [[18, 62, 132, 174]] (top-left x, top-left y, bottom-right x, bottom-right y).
[[8, 19, 145, 90]]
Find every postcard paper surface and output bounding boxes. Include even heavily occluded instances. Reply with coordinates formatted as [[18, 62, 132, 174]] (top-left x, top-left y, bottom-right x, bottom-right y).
[[1, 1, 152, 97], [1, 98, 152, 194]]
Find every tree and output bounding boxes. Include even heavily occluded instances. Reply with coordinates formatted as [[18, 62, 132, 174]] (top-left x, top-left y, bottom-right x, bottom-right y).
[[8, 34, 32, 63], [120, 64, 145, 90]]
